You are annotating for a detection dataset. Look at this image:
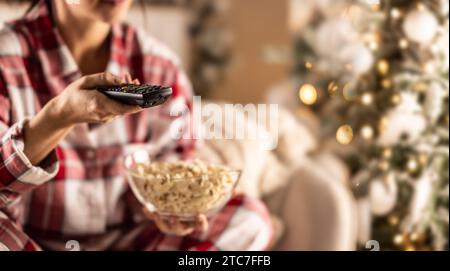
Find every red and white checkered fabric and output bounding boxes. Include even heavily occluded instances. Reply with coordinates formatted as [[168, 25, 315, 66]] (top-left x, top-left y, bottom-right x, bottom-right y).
[[0, 1, 272, 251]]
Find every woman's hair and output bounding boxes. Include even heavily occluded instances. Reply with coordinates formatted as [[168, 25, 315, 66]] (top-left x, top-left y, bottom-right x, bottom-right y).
[[26, 0, 50, 13], [24, 0, 53, 19]]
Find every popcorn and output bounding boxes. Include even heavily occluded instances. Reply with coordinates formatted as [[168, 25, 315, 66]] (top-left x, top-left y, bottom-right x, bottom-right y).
[[130, 159, 237, 216]]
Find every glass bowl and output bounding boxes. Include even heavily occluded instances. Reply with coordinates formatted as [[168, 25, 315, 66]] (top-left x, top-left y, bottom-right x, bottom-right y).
[[124, 150, 241, 221]]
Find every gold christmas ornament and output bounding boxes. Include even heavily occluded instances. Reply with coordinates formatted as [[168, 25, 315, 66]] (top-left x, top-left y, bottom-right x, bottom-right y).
[[423, 62, 435, 74], [383, 148, 393, 159], [369, 41, 379, 51], [393, 234, 405, 246], [417, 3, 426, 11], [305, 61, 313, 69], [388, 215, 399, 226], [361, 125, 374, 140], [377, 60, 390, 75], [379, 117, 389, 132], [391, 93, 402, 105], [343, 83, 358, 101], [418, 154, 429, 166], [413, 82, 428, 92], [407, 159, 419, 173], [382, 79, 392, 89], [379, 160, 390, 171], [336, 125, 354, 145], [363, 31, 380, 51], [399, 38, 409, 49], [361, 93, 374, 105], [390, 8, 402, 19], [298, 84, 318, 105]]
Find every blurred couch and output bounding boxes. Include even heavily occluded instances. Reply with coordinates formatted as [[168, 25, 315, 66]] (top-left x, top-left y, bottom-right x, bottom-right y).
[[196, 102, 358, 250]]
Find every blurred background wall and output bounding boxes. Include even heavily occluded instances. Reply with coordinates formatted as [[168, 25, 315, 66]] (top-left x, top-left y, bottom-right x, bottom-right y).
[[210, 0, 290, 103]]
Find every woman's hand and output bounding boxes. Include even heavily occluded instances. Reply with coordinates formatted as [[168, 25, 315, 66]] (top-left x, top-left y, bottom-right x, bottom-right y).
[[24, 72, 141, 165], [48, 72, 143, 127], [143, 208, 209, 237]]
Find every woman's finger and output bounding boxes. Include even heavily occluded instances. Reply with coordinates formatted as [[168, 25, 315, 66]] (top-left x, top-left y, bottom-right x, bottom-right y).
[[177, 227, 195, 236], [148, 213, 197, 236], [152, 214, 172, 233], [159, 216, 191, 236], [124, 72, 133, 83], [196, 214, 209, 233], [103, 116, 115, 124], [79, 72, 124, 89], [174, 219, 195, 236]]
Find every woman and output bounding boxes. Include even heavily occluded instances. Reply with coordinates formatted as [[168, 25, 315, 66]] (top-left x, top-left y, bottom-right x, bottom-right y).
[[0, 0, 273, 251]]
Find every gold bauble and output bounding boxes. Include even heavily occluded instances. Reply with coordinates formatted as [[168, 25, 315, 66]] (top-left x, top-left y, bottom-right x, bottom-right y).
[[383, 148, 393, 159], [361, 125, 375, 140], [417, 3, 426, 11], [336, 125, 354, 145], [299, 84, 318, 105], [369, 42, 379, 51], [399, 38, 409, 49], [361, 93, 374, 105], [379, 161, 390, 171], [379, 117, 389, 131], [388, 215, 399, 226], [377, 60, 390, 75], [413, 82, 428, 92], [391, 8, 402, 19], [418, 154, 429, 166], [391, 93, 402, 104], [393, 234, 405, 246], [407, 159, 419, 173], [382, 79, 392, 89]]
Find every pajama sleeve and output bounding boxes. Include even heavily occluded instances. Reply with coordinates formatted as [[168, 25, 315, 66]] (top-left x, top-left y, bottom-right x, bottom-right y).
[[0, 75, 60, 210]]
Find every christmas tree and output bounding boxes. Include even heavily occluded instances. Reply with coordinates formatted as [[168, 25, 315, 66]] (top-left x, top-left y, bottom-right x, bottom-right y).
[[290, 0, 449, 250]]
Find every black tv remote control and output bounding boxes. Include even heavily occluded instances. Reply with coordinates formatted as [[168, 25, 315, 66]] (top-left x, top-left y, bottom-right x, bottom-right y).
[[97, 84, 173, 108]]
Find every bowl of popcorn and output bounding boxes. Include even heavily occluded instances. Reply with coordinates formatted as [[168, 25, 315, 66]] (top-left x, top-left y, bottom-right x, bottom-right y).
[[124, 151, 241, 221]]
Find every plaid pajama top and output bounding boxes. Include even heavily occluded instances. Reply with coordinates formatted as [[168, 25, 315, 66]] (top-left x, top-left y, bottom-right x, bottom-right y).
[[0, 1, 273, 251]]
